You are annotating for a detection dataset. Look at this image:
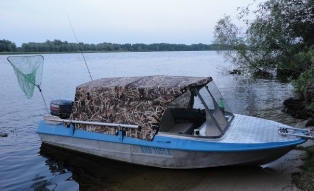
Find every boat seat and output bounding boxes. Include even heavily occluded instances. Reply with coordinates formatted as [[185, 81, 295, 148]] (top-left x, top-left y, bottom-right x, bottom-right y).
[[168, 122, 195, 134], [159, 108, 195, 134]]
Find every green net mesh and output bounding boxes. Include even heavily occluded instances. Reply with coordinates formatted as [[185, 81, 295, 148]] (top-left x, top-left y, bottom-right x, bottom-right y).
[[7, 55, 44, 99]]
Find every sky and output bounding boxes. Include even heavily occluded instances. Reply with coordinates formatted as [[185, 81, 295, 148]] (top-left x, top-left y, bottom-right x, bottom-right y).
[[1, 0, 253, 47]]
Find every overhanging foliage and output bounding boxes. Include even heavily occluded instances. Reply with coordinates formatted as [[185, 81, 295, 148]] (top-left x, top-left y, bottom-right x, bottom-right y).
[[214, 0, 314, 79]]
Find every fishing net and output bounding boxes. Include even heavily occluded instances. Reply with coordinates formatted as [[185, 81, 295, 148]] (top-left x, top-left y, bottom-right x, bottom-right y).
[[7, 55, 44, 99]]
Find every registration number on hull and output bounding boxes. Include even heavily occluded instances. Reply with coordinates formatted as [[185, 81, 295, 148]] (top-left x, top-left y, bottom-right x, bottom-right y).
[[140, 146, 172, 156]]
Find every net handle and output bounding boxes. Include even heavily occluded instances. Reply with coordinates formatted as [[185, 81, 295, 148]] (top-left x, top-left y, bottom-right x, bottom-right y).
[[37, 85, 49, 114]]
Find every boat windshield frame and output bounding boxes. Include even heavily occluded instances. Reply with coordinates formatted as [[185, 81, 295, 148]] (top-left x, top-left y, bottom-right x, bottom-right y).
[[193, 81, 234, 137]]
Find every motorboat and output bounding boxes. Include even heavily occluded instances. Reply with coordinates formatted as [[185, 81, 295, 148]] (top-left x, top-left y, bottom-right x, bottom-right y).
[[36, 75, 313, 168]]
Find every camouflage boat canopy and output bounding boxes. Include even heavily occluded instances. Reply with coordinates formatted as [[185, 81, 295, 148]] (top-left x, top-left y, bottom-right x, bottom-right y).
[[70, 75, 212, 140]]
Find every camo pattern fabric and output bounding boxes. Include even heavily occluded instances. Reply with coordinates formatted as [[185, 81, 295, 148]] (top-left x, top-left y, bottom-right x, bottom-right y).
[[70, 75, 212, 140], [168, 88, 193, 109]]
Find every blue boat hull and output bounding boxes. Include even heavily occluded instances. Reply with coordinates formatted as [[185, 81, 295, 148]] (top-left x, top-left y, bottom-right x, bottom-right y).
[[36, 121, 306, 168]]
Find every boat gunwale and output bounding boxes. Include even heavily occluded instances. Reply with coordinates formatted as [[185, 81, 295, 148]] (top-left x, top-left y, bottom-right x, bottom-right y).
[[37, 120, 307, 152]]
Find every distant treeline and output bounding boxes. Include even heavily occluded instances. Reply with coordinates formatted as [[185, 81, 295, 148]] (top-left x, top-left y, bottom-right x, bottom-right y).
[[0, 39, 231, 53], [0, 39, 17, 52]]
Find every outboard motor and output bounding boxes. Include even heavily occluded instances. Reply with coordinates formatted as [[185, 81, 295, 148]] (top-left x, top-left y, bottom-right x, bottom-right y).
[[50, 99, 73, 119]]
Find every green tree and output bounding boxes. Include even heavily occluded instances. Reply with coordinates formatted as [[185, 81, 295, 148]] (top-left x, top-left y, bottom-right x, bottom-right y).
[[0, 39, 17, 52], [214, 0, 314, 79]]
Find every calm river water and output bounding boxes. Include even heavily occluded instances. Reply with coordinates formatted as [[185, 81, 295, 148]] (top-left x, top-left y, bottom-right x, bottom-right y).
[[0, 51, 298, 191]]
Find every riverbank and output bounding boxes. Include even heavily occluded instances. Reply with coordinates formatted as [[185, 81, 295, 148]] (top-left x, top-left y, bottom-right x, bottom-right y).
[[291, 121, 314, 191]]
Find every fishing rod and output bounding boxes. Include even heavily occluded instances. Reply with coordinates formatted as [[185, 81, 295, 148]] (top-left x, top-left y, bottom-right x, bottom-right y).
[[64, 9, 93, 81]]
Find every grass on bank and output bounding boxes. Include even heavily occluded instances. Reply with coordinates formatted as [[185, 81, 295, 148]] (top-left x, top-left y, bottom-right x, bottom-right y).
[[293, 145, 314, 191]]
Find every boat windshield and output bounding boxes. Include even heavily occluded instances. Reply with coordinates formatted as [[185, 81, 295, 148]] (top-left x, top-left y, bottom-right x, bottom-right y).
[[193, 81, 234, 137]]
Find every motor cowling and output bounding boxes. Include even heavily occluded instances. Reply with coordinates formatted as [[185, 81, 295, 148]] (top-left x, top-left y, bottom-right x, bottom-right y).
[[50, 99, 73, 119]]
